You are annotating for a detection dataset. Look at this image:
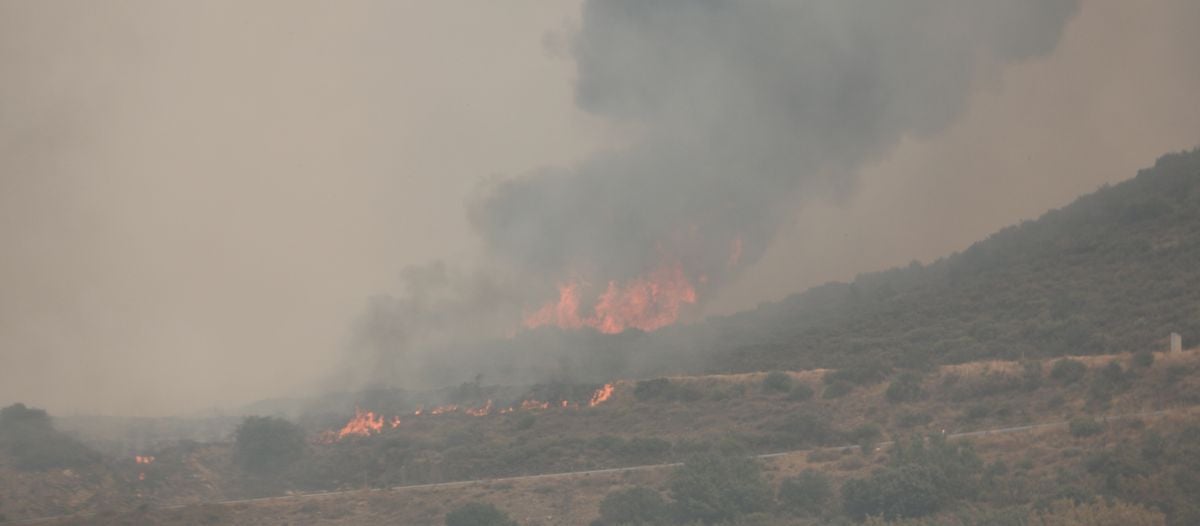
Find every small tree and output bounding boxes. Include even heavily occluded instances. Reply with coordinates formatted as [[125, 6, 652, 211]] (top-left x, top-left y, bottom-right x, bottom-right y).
[[1132, 351, 1155, 368], [445, 502, 517, 526], [669, 452, 772, 524], [788, 383, 815, 401], [843, 434, 982, 520], [886, 373, 923, 403], [843, 464, 943, 520], [1050, 358, 1087, 385], [1068, 416, 1104, 438], [762, 371, 793, 393], [822, 380, 853, 399], [778, 469, 832, 516], [0, 403, 99, 470], [234, 416, 306, 475], [592, 487, 669, 526]]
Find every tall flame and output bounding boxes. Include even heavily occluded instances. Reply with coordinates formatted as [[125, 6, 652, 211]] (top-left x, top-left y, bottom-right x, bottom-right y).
[[336, 408, 384, 439], [588, 384, 614, 407], [524, 262, 696, 334]]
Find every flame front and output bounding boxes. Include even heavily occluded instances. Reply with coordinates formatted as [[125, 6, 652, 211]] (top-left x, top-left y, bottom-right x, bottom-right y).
[[321, 385, 620, 443], [589, 384, 614, 407], [337, 408, 384, 439], [524, 261, 696, 334], [465, 400, 493, 416]]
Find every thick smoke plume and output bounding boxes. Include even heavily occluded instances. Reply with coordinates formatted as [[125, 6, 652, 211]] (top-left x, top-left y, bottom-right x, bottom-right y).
[[353, 0, 1080, 388], [472, 1, 1078, 295]]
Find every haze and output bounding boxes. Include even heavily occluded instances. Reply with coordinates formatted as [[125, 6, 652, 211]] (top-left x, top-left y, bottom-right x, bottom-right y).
[[2, 0, 1198, 416]]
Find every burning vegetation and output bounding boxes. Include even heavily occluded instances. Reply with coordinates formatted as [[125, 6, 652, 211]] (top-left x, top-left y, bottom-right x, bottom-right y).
[[523, 261, 697, 334], [322, 384, 617, 443]]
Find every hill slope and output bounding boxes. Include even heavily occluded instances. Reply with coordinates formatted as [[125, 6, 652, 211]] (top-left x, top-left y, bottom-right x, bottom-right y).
[[698, 148, 1200, 373]]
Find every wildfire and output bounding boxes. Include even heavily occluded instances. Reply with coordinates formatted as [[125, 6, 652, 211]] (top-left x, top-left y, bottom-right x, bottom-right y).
[[589, 383, 615, 407], [520, 399, 551, 410], [134, 455, 154, 482], [337, 408, 385, 439], [465, 399, 493, 417], [429, 404, 459, 415], [524, 261, 696, 334], [321, 384, 621, 443]]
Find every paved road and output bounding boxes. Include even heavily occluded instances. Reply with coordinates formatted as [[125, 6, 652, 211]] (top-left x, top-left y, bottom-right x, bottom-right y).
[[5, 407, 1188, 525]]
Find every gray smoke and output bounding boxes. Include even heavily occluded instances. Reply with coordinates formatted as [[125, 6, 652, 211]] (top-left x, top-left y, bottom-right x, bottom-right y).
[[471, 0, 1078, 295], [353, 0, 1081, 389]]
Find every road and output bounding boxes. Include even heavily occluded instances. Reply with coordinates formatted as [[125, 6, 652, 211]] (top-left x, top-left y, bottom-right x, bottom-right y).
[[5, 406, 1188, 524]]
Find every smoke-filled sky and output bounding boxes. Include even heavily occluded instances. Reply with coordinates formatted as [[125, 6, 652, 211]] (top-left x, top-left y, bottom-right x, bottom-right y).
[[2, 1, 1199, 416]]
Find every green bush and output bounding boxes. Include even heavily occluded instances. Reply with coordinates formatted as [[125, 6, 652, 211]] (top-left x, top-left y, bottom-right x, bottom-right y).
[[0, 403, 99, 471], [1132, 350, 1155, 368], [843, 434, 982, 520], [1021, 361, 1044, 391], [843, 463, 944, 520], [786, 382, 813, 401], [1165, 365, 1191, 384], [1050, 358, 1088, 385], [634, 378, 702, 402], [445, 502, 517, 526], [592, 487, 669, 526], [1068, 416, 1104, 438], [886, 373, 923, 403], [822, 380, 853, 399], [896, 411, 933, 428], [848, 423, 883, 452], [1089, 362, 1130, 404], [762, 371, 793, 393], [514, 413, 536, 431], [669, 452, 772, 524], [233, 416, 307, 475], [825, 364, 892, 386], [963, 403, 992, 422], [778, 469, 832, 516], [618, 437, 672, 463], [770, 410, 836, 447]]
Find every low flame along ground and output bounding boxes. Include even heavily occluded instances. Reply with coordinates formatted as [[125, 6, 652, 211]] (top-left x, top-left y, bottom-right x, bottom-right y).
[[323, 383, 616, 443]]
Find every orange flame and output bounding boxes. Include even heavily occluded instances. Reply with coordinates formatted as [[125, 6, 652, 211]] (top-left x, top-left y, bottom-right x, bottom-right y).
[[336, 408, 385, 439], [520, 399, 551, 410], [134, 455, 155, 464], [524, 261, 696, 334], [429, 404, 459, 415], [588, 384, 615, 407], [465, 399, 493, 417]]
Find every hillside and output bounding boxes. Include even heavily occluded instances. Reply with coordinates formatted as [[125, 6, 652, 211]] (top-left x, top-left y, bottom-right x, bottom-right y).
[[19, 348, 1200, 525], [699, 148, 1200, 373], [423, 149, 1200, 389]]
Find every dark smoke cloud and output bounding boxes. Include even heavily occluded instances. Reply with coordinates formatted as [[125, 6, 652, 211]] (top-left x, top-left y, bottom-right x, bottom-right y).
[[351, 0, 1082, 390], [470, 0, 1078, 296]]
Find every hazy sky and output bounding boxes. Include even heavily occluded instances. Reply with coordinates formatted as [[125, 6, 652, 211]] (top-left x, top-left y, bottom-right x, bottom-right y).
[[2, 1, 1198, 415]]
